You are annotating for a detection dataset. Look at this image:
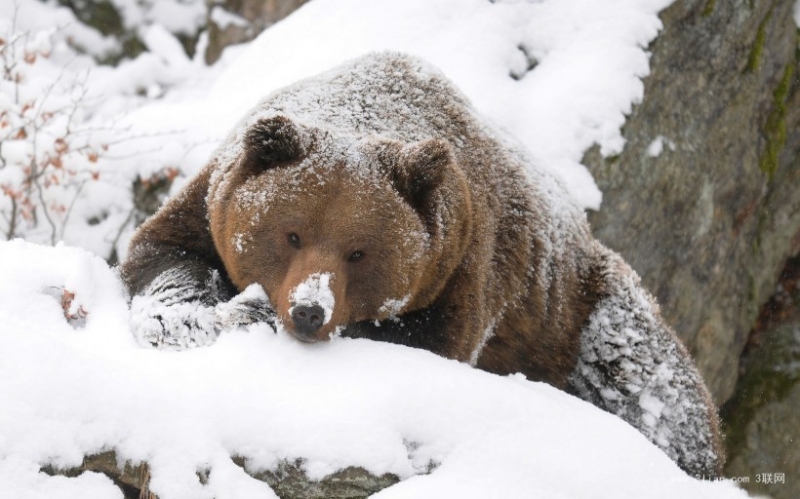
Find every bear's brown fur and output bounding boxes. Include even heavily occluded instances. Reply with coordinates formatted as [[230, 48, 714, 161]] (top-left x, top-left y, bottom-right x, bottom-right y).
[[121, 53, 723, 478]]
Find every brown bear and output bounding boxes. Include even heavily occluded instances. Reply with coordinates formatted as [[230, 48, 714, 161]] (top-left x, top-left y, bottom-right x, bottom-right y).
[[120, 52, 723, 478]]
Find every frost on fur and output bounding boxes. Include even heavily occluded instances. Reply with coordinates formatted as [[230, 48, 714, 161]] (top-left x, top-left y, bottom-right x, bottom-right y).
[[215, 283, 276, 331], [568, 251, 722, 478], [129, 269, 276, 349]]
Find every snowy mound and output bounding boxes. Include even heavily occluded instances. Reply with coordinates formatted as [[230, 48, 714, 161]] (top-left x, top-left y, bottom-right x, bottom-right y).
[[0, 240, 746, 498]]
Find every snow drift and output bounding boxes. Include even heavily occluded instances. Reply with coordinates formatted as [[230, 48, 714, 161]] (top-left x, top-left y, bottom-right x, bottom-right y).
[[0, 240, 748, 498]]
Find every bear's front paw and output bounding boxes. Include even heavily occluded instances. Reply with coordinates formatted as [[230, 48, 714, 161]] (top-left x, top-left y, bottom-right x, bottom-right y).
[[214, 284, 276, 331], [130, 294, 218, 349]]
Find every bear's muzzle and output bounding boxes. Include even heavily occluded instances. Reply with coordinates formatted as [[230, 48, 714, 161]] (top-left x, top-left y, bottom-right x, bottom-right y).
[[290, 303, 325, 342]]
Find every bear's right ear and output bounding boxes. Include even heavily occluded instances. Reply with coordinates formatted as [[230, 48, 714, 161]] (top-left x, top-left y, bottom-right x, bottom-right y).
[[241, 115, 306, 173], [392, 139, 453, 217]]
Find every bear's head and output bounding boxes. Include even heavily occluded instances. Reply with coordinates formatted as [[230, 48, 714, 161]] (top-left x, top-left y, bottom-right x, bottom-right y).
[[209, 115, 473, 342]]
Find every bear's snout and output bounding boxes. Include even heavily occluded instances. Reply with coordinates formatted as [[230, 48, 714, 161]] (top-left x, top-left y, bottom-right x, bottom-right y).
[[290, 304, 325, 341], [280, 271, 339, 342]]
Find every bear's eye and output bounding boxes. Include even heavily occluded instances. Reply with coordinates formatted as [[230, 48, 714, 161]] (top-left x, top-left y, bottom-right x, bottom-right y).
[[288, 233, 301, 248], [348, 250, 364, 262]]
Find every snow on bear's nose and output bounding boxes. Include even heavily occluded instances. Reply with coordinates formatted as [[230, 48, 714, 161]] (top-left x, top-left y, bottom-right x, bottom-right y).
[[287, 272, 335, 342]]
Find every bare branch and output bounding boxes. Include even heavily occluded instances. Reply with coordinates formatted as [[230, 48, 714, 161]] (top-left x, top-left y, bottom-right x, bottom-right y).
[[60, 179, 87, 241]]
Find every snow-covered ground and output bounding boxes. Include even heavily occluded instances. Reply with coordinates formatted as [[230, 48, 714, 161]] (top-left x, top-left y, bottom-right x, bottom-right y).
[[0, 0, 753, 497], [0, 240, 748, 498]]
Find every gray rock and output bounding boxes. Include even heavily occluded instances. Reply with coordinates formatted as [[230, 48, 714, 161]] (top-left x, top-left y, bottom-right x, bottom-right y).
[[41, 451, 150, 499], [721, 258, 800, 498], [239, 458, 400, 499], [53, 0, 147, 62], [582, 0, 800, 403], [205, 0, 310, 64], [43, 452, 399, 499]]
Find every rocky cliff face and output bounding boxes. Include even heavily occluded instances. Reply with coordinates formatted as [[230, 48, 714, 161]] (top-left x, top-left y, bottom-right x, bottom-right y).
[[721, 256, 800, 498], [583, 0, 800, 405], [584, 1, 800, 489]]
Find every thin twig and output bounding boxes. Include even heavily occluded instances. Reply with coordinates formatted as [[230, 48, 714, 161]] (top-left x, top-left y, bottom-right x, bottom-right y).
[[109, 205, 136, 256], [60, 179, 86, 241], [4, 196, 17, 240]]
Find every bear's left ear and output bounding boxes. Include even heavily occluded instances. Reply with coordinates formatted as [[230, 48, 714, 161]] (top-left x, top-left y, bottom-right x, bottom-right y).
[[391, 138, 473, 289], [392, 138, 454, 217], [241, 115, 306, 173]]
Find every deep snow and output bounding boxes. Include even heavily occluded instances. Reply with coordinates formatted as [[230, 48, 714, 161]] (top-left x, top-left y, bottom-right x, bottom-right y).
[[0, 240, 748, 499]]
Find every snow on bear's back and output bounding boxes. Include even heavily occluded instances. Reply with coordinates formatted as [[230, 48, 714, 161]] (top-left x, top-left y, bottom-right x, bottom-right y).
[[256, 52, 479, 142]]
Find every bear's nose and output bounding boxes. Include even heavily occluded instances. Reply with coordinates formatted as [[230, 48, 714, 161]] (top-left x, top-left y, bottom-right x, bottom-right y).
[[291, 304, 325, 337]]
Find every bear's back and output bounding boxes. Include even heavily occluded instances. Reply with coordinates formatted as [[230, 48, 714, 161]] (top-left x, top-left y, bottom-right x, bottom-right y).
[[257, 52, 480, 145]]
